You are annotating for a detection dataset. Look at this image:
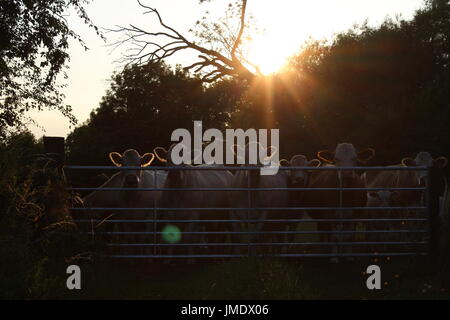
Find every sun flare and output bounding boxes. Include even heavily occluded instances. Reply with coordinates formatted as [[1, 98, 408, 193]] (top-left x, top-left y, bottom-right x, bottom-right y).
[[247, 34, 295, 75]]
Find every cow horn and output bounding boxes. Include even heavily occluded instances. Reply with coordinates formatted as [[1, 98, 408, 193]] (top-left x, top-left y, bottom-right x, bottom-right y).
[[109, 152, 122, 167], [263, 145, 278, 162], [279, 159, 290, 167], [317, 150, 334, 163], [308, 159, 321, 167], [141, 153, 155, 167], [153, 147, 168, 163], [401, 157, 415, 167], [433, 156, 448, 169], [357, 148, 375, 163]]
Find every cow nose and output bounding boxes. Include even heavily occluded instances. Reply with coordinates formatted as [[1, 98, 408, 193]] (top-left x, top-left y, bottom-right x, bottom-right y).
[[124, 175, 139, 187]]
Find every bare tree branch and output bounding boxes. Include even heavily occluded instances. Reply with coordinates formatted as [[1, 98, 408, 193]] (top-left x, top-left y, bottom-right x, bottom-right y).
[[109, 0, 259, 82], [231, 0, 247, 59]]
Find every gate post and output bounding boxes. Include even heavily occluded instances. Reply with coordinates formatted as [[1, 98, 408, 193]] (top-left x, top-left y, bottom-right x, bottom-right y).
[[43, 136, 65, 167], [427, 166, 440, 268]]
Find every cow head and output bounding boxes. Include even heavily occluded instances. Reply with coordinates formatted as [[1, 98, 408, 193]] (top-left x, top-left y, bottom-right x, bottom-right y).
[[401, 152, 448, 186], [231, 141, 278, 166], [231, 141, 278, 182], [367, 190, 399, 207], [109, 149, 154, 188], [288, 155, 321, 186], [154, 144, 202, 185], [317, 143, 375, 179], [154, 144, 202, 166]]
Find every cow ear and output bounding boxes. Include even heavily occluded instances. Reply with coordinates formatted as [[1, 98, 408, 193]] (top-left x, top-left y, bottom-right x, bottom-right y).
[[153, 147, 168, 163], [357, 148, 375, 164], [141, 153, 155, 167], [401, 157, 416, 167], [433, 156, 448, 169], [317, 150, 334, 163], [308, 159, 321, 167], [109, 152, 122, 167]]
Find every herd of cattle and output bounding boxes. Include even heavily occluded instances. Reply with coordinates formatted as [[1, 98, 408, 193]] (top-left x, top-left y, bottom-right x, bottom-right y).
[[80, 142, 448, 260]]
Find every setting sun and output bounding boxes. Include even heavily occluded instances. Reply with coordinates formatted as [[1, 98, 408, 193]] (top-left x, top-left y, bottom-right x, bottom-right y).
[[247, 34, 295, 74], [244, 1, 321, 75]]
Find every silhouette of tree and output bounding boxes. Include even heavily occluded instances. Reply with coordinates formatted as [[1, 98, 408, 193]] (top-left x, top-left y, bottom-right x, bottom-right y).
[[109, 0, 260, 83], [65, 61, 241, 187], [0, 0, 101, 139]]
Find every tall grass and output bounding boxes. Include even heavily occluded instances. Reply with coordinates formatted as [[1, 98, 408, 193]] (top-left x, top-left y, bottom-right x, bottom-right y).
[[0, 133, 97, 299]]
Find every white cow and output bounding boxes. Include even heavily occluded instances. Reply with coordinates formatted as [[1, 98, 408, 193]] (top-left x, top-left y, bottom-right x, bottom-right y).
[[228, 142, 289, 255], [364, 152, 447, 242], [400, 152, 447, 188], [154, 145, 233, 261], [83, 149, 167, 254], [311, 142, 375, 262], [283, 155, 321, 246]]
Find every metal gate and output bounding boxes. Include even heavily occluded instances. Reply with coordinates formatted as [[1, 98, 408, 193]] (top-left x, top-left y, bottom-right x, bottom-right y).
[[65, 164, 441, 261]]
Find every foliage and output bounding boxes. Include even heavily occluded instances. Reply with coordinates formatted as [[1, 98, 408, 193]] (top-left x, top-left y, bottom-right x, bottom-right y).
[[0, 132, 96, 299], [0, 0, 101, 139], [232, 0, 450, 164], [66, 0, 450, 168], [65, 61, 243, 187]]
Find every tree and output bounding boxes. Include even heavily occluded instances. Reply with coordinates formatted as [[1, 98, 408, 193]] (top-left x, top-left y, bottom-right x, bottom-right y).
[[271, 0, 450, 163], [65, 61, 240, 187], [0, 0, 101, 139], [110, 0, 260, 83]]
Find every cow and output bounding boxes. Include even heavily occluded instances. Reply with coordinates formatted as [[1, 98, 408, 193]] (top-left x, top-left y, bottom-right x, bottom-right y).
[[154, 145, 233, 262], [400, 152, 448, 218], [228, 142, 290, 255], [82, 149, 167, 255], [283, 155, 321, 249], [363, 168, 401, 241], [306, 142, 375, 262], [365, 188, 400, 249], [400, 152, 447, 190], [363, 152, 447, 241]]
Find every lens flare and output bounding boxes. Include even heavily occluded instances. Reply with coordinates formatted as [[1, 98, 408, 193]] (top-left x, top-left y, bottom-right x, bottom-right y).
[[162, 224, 182, 244]]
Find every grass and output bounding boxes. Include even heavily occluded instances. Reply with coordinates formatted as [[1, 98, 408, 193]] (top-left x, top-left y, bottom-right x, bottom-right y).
[[56, 255, 449, 300], [59, 182, 450, 300], [1, 142, 449, 300]]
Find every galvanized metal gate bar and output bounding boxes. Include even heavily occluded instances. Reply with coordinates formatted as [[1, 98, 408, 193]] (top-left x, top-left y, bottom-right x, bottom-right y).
[[66, 165, 432, 259]]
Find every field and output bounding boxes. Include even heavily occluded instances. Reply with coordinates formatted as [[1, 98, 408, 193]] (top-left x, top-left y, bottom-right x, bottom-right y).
[[37, 190, 450, 301], [54, 256, 450, 300]]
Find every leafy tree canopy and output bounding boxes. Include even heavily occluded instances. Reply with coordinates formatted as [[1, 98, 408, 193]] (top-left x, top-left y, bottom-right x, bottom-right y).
[[0, 0, 101, 139]]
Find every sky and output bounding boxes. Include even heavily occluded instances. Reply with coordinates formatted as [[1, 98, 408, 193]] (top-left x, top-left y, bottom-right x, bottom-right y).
[[27, 0, 425, 139]]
